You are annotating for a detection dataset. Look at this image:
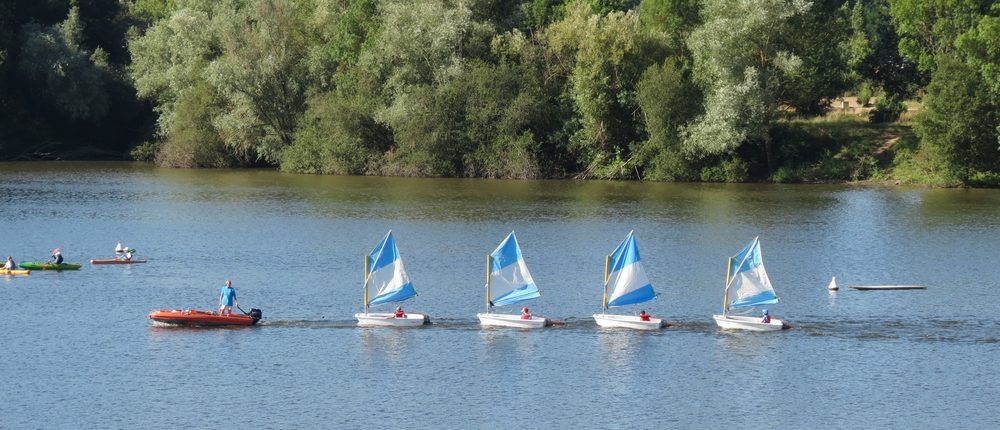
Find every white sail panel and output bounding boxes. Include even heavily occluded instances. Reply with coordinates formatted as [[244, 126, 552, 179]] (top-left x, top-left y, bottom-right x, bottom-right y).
[[368, 231, 416, 305], [727, 237, 777, 309], [490, 232, 540, 306], [606, 231, 655, 307]]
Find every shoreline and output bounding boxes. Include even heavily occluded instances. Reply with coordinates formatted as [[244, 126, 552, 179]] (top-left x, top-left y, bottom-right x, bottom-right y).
[[0, 158, 979, 188]]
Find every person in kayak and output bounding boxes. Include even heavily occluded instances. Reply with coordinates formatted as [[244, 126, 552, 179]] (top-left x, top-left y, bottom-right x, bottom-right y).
[[3, 256, 15, 270], [121, 247, 135, 261], [219, 280, 238, 316], [50, 249, 63, 264]]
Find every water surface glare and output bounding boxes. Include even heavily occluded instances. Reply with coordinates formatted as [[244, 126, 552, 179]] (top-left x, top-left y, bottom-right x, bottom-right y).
[[1, 162, 998, 428]]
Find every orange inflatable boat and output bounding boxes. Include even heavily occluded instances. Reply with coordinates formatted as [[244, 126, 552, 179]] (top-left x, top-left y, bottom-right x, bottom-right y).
[[148, 308, 262, 327]]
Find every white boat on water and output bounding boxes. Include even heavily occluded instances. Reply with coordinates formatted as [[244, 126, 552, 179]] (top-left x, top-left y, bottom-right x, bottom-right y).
[[355, 231, 429, 327], [712, 237, 788, 332], [828, 276, 838, 291], [593, 231, 664, 330], [477, 231, 550, 328]]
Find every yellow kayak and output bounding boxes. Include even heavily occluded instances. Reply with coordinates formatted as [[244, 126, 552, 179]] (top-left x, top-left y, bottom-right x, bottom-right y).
[[1, 268, 30, 276]]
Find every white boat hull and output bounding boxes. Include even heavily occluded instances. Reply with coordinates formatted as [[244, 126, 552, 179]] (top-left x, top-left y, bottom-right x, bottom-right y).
[[713, 314, 787, 331], [593, 314, 665, 330], [477, 313, 550, 328], [355, 312, 430, 327]]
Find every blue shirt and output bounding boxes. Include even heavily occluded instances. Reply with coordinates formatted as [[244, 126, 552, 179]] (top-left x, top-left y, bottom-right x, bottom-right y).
[[221, 286, 236, 305]]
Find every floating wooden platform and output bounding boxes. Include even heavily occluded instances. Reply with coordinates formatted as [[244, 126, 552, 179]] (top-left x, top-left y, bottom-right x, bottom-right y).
[[849, 285, 927, 291]]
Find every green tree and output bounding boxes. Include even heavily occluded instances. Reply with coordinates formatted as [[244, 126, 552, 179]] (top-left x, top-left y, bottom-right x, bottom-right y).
[[635, 59, 701, 180], [844, 0, 921, 100], [129, 4, 221, 136], [282, 92, 389, 174], [892, 0, 999, 183], [17, 7, 109, 121], [131, 0, 310, 165], [957, 10, 1000, 98], [155, 80, 233, 167], [546, 1, 663, 179], [780, 0, 851, 116], [356, 0, 494, 176], [685, 0, 812, 175], [638, 0, 700, 58], [206, 0, 308, 164], [890, 0, 992, 73], [914, 55, 999, 181]]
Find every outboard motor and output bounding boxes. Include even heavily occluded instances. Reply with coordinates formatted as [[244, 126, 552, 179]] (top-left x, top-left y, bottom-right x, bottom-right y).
[[249, 308, 263, 324]]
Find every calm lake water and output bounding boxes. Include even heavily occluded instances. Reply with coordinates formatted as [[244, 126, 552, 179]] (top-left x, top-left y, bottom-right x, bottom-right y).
[[1, 161, 998, 428]]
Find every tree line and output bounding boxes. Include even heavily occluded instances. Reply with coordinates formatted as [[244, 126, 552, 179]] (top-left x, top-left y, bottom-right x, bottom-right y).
[[1, 0, 998, 185]]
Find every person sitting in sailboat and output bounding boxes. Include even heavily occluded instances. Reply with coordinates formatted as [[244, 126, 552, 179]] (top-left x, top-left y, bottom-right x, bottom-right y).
[[118, 244, 132, 260], [761, 309, 771, 323], [639, 310, 651, 321], [394, 306, 406, 318], [521, 307, 531, 320]]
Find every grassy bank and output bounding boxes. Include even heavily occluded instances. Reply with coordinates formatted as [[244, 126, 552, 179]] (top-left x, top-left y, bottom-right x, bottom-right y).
[[773, 113, 961, 186]]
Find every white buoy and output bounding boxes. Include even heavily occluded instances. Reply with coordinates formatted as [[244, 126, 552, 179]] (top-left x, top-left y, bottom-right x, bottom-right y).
[[827, 276, 838, 291]]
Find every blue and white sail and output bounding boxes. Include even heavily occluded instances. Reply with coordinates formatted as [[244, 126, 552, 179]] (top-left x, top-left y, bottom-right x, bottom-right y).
[[367, 231, 416, 305], [726, 237, 778, 309], [489, 231, 540, 307], [606, 231, 656, 307]]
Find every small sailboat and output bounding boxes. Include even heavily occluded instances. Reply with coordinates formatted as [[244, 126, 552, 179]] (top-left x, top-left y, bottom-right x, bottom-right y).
[[355, 231, 429, 327], [712, 237, 788, 331], [477, 231, 551, 328], [827, 276, 838, 291], [593, 231, 664, 330]]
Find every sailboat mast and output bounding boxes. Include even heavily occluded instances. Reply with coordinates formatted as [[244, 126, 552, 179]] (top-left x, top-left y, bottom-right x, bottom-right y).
[[602, 254, 610, 311], [363, 255, 370, 315], [485, 254, 492, 313], [722, 256, 732, 316]]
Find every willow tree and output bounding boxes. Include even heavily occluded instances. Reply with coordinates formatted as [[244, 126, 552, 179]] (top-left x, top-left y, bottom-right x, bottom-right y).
[[354, 0, 495, 176], [130, 0, 308, 166], [129, 3, 226, 166], [546, 1, 664, 179], [206, 0, 308, 164], [684, 0, 812, 176]]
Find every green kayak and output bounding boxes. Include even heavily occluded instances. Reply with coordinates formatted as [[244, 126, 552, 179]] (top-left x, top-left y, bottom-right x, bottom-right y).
[[19, 262, 82, 271]]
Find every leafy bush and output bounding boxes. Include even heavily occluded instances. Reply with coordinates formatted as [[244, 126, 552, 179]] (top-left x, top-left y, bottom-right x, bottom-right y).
[[281, 93, 386, 175], [129, 142, 159, 162], [868, 95, 906, 123], [699, 157, 748, 182], [155, 82, 232, 168]]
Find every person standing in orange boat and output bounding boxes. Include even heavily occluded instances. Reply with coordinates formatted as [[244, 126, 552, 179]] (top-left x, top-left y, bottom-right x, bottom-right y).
[[219, 280, 238, 316]]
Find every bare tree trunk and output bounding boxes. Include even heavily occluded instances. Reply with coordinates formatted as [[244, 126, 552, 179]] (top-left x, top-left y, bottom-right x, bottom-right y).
[[762, 132, 775, 177]]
